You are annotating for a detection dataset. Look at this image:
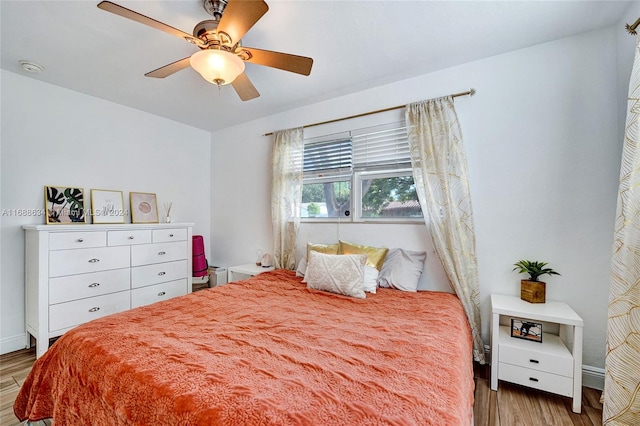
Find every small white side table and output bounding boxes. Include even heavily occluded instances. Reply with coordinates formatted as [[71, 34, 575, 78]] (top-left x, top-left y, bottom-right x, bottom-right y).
[[490, 294, 584, 413], [228, 263, 275, 282]]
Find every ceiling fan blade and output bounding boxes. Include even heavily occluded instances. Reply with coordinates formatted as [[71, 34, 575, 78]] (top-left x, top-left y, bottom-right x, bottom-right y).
[[145, 57, 192, 78], [97, 1, 201, 45], [231, 73, 260, 101], [217, 0, 268, 46], [241, 47, 313, 76]]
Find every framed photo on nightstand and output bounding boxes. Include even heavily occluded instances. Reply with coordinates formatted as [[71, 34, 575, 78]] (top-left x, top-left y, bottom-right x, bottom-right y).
[[510, 318, 542, 343]]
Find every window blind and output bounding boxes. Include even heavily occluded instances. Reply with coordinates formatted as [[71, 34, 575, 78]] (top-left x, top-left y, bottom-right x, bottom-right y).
[[352, 121, 410, 171], [303, 138, 352, 178]]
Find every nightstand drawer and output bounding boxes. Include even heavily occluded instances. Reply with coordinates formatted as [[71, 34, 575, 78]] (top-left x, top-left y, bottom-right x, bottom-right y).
[[131, 279, 187, 308], [49, 268, 130, 304], [108, 230, 152, 246], [498, 362, 573, 397], [499, 328, 573, 378], [131, 260, 188, 289], [49, 290, 130, 332], [50, 231, 106, 250]]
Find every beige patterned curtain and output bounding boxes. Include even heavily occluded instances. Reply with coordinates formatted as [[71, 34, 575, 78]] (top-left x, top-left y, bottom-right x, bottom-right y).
[[604, 34, 640, 425], [271, 127, 304, 270], [406, 97, 486, 364]]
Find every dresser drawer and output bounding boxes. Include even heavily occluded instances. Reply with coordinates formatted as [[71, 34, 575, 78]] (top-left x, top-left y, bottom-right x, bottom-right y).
[[50, 231, 106, 250], [131, 241, 188, 266], [49, 290, 130, 332], [152, 228, 187, 243], [131, 279, 188, 308], [131, 260, 188, 289], [498, 362, 573, 397], [49, 246, 130, 277], [49, 268, 130, 305], [108, 230, 152, 246]]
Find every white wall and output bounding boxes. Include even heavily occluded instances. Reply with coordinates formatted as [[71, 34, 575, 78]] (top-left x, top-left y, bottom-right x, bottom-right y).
[[211, 26, 621, 379], [0, 70, 212, 354]]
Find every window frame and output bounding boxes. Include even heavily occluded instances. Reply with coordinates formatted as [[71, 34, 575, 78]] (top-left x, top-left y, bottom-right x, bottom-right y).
[[352, 168, 423, 223], [300, 121, 422, 224]]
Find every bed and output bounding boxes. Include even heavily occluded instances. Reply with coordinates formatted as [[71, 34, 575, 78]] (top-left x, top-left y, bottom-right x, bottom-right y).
[[14, 269, 474, 425]]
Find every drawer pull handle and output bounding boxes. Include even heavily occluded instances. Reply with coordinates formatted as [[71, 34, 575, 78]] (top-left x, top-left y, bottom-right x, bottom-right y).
[[77, 238, 84, 243], [89, 307, 100, 313], [169, 234, 174, 237], [158, 251, 166, 256], [158, 291, 166, 296], [158, 271, 166, 276], [529, 359, 540, 364], [129, 236, 135, 240], [529, 377, 539, 382], [88, 258, 100, 263], [88, 283, 100, 288]]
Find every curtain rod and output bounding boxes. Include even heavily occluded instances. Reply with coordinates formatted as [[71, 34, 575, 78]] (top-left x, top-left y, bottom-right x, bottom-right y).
[[626, 17, 640, 35], [263, 88, 476, 137]]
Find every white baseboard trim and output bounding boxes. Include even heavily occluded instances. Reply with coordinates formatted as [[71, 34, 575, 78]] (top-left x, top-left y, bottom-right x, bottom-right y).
[[582, 365, 605, 390], [0, 333, 27, 355], [483, 344, 605, 391]]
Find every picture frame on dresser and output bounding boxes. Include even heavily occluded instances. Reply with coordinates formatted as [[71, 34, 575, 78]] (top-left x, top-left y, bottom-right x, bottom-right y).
[[130, 192, 159, 223], [90, 189, 126, 224], [44, 185, 86, 224]]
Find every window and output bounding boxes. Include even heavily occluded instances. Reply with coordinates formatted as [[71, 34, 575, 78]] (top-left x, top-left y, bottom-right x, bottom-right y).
[[301, 122, 422, 221]]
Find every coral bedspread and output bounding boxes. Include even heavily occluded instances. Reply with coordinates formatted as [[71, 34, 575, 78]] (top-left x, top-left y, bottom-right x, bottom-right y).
[[15, 269, 474, 425]]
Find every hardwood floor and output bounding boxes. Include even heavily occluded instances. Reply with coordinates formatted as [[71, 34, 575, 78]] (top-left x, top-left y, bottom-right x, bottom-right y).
[[1, 348, 602, 425]]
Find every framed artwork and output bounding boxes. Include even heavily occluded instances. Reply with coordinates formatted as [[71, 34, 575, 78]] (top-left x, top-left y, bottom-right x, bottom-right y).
[[91, 189, 126, 224], [44, 186, 86, 224], [510, 319, 543, 343], [130, 192, 159, 223]]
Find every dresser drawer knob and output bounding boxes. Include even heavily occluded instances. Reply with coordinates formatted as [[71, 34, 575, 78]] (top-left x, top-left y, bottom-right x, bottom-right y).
[[77, 238, 84, 243], [88, 282, 100, 288], [158, 251, 166, 256], [88, 307, 100, 313], [88, 258, 100, 263], [529, 359, 539, 364], [169, 234, 174, 237], [158, 291, 166, 296], [128, 236, 135, 240], [529, 377, 539, 382], [158, 271, 166, 276]]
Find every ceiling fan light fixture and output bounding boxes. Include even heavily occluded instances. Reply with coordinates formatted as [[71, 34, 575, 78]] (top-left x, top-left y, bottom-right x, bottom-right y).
[[190, 49, 244, 86]]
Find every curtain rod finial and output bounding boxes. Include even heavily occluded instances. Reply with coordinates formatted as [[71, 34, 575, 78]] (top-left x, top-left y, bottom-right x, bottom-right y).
[[626, 23, 638, 35], [469, 88, 476, 97]]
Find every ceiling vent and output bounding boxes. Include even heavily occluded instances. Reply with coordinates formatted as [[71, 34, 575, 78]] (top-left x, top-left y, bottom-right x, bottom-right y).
[[19, 60, 44, 73]]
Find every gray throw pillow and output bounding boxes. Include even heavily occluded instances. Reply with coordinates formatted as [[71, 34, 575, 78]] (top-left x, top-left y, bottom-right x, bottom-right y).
[[376, 248, 426, 292]]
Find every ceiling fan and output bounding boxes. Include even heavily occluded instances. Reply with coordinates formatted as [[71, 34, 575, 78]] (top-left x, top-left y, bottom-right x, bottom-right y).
[[97, 0, 313, 101]]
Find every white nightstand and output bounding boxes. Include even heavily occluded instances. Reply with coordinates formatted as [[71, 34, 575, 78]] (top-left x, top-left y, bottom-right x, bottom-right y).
[[228, 263, 275, 282], [490, 294, 584, 413]]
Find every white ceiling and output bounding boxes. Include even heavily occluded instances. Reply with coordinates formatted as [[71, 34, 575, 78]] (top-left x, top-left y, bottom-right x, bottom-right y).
[[0, 0, 632, 133]]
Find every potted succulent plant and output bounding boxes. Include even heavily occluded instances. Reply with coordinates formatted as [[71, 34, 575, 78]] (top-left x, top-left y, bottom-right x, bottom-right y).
[[512, 260, 560, 303]]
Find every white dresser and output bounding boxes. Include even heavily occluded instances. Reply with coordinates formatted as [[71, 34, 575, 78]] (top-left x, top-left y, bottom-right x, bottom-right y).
[[23, 223, 193, 358]]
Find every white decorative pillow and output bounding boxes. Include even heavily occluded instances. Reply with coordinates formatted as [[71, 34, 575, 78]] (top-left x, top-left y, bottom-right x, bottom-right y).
[[305, 251, 367, 299], [363, 266, 378, 294], [376, 248, 426, 292]]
